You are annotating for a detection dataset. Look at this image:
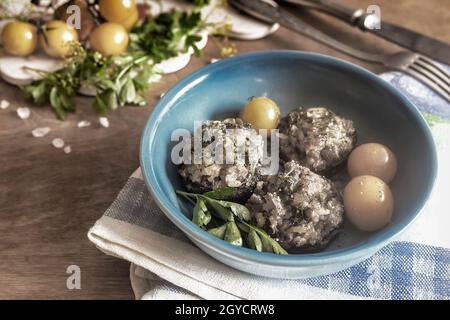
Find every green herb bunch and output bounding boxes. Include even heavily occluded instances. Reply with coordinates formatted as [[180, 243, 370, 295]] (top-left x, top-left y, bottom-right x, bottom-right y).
[[21, 45, 156, 119], [177, 188, 288, 255], [129, 10, 205, 63], [20, 8, 207, 119], [21, 45, 91, 119], [189, 0, 211, 7]]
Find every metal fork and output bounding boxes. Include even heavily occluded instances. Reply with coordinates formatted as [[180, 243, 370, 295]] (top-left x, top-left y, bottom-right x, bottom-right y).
[[335, 50, 450, 102], [228, 0, 450, 102]]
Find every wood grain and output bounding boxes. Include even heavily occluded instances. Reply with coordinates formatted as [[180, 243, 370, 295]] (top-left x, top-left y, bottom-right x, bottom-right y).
[[0, 0, 449, 299]]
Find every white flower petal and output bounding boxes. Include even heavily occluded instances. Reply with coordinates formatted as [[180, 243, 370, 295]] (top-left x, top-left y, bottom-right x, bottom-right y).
[[17, 107, 30, 119], [77, 120, 91, 128], [52, 138, 64, 149], [0, 99, 10, 110], [32, 127, 51, 138], [99, 117, 109, 128]]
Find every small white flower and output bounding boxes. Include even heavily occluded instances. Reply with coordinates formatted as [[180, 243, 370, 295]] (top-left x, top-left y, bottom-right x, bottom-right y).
[[52, 138, 65, 149], [0, 99, 10, 110], [17, 107, 30, 119], [99, 117, 109, 128], [77, 120, 91, 128], [160, 92, 166, 98], [32, 127, 51, 138], [64, 145, 72, 154], [210, 58, 220, 64]]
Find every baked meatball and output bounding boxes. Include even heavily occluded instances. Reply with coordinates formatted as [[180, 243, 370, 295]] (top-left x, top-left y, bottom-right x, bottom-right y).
[[279, 107, 356, 173], [178, 118, 264, 201], [246, 160, 344, 250]]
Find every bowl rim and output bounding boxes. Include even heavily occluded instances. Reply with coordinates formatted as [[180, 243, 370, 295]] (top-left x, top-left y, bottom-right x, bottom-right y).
[[140, 50, 438, 266]]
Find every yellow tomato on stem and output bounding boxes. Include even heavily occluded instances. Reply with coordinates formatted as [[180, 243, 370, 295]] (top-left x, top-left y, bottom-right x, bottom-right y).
[[40, 20, 79, 58], [1, 21, 37, 56], [99, 0, 138, 30], [89, 23, 129, 56]]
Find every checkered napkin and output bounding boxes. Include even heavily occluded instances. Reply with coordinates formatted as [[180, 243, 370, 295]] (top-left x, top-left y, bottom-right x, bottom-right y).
[[88, 72, 450, 300]]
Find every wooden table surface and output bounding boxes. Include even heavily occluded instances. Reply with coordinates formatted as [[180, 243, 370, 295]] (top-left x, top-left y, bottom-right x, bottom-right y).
[[1, 0, 449, 299]]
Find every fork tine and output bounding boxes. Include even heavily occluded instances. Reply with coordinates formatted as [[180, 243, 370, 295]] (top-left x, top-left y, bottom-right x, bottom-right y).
[[415, 60, 450, 87], [416, 56, 450, 85], [405, 67, 450, 102], [409, 64, 450, 95]]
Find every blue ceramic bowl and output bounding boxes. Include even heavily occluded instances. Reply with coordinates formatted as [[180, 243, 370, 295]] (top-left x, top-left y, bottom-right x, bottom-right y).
[[140, 51, 437, 279]]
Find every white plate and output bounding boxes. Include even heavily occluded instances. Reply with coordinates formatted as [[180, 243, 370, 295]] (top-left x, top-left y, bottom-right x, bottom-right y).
[[155, 52, 192, 74], [0, 54, 64, 85], [147, 0, 279, 40], [155, 31, 208, 74]]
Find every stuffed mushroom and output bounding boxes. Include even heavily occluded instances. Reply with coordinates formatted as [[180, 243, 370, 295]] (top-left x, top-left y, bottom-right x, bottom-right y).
[[246, 160, 344, 250], [178, 118, 264, 201], [279, 107, 356, 173]]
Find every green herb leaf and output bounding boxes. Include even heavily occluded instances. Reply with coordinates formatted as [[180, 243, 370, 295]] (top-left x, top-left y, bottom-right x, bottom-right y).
[[130, 10, 204, 63], [207, 224, 227, 239], [217, 200, 251, 222], [203, 187, 238, 201], [260, 233, 274, 253], [21, 81, 48, 105], [133, 94, 146, 106], [236, 221, 250, 233], [49, 87, 67, 120], [192, 199, 211, 227], [133, 65, 155, 91], [239, 221, 288, 255], [237, 221, 283, 254], [185, 34, 202, 56], [272, 242, 288, 255], [60, 91, 76, 111], [119, 78, 137, 105], [224, 222, 242, 246], [246, 229, 263, 252], [189, 0, 210, 6], [176, 189, 287, 255], [205, 198, 235, 222], [94, 89, 118, 112]]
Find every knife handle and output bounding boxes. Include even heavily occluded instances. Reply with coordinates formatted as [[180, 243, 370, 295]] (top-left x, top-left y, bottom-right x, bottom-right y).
[[281, 0, 364, 24]]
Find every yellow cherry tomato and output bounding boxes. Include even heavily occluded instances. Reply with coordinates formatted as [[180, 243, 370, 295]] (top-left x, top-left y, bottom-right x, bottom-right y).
[[344, 175, 394, 232], [1, 21, 37, 56], [119, 8, 139, 31], [99, 0, 138, 27], [89, 23, 129, 56], [40, 20, 79, 58], [347, 143, 398, 183], [240, 97, 281, 132]]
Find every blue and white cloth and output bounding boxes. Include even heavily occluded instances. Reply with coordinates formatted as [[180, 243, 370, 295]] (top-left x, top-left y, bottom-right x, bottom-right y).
[[88, 71, 450, 300]]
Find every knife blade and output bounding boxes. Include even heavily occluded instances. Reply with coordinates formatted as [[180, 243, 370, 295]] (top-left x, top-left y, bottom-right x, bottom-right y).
[[278, 0, 450, 65], [370, 23, 450, 66], [227, 0, 384, 61]]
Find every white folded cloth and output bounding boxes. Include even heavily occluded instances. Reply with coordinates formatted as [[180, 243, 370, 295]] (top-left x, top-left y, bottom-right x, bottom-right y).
[[88, 169, 361, 300]]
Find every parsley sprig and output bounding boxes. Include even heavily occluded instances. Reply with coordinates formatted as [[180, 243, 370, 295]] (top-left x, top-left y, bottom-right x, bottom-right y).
[[177, 189, 288, 255], [129, 10, 205, 63], [21, 45, 87, 119], [189, 0, 210, 6]]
